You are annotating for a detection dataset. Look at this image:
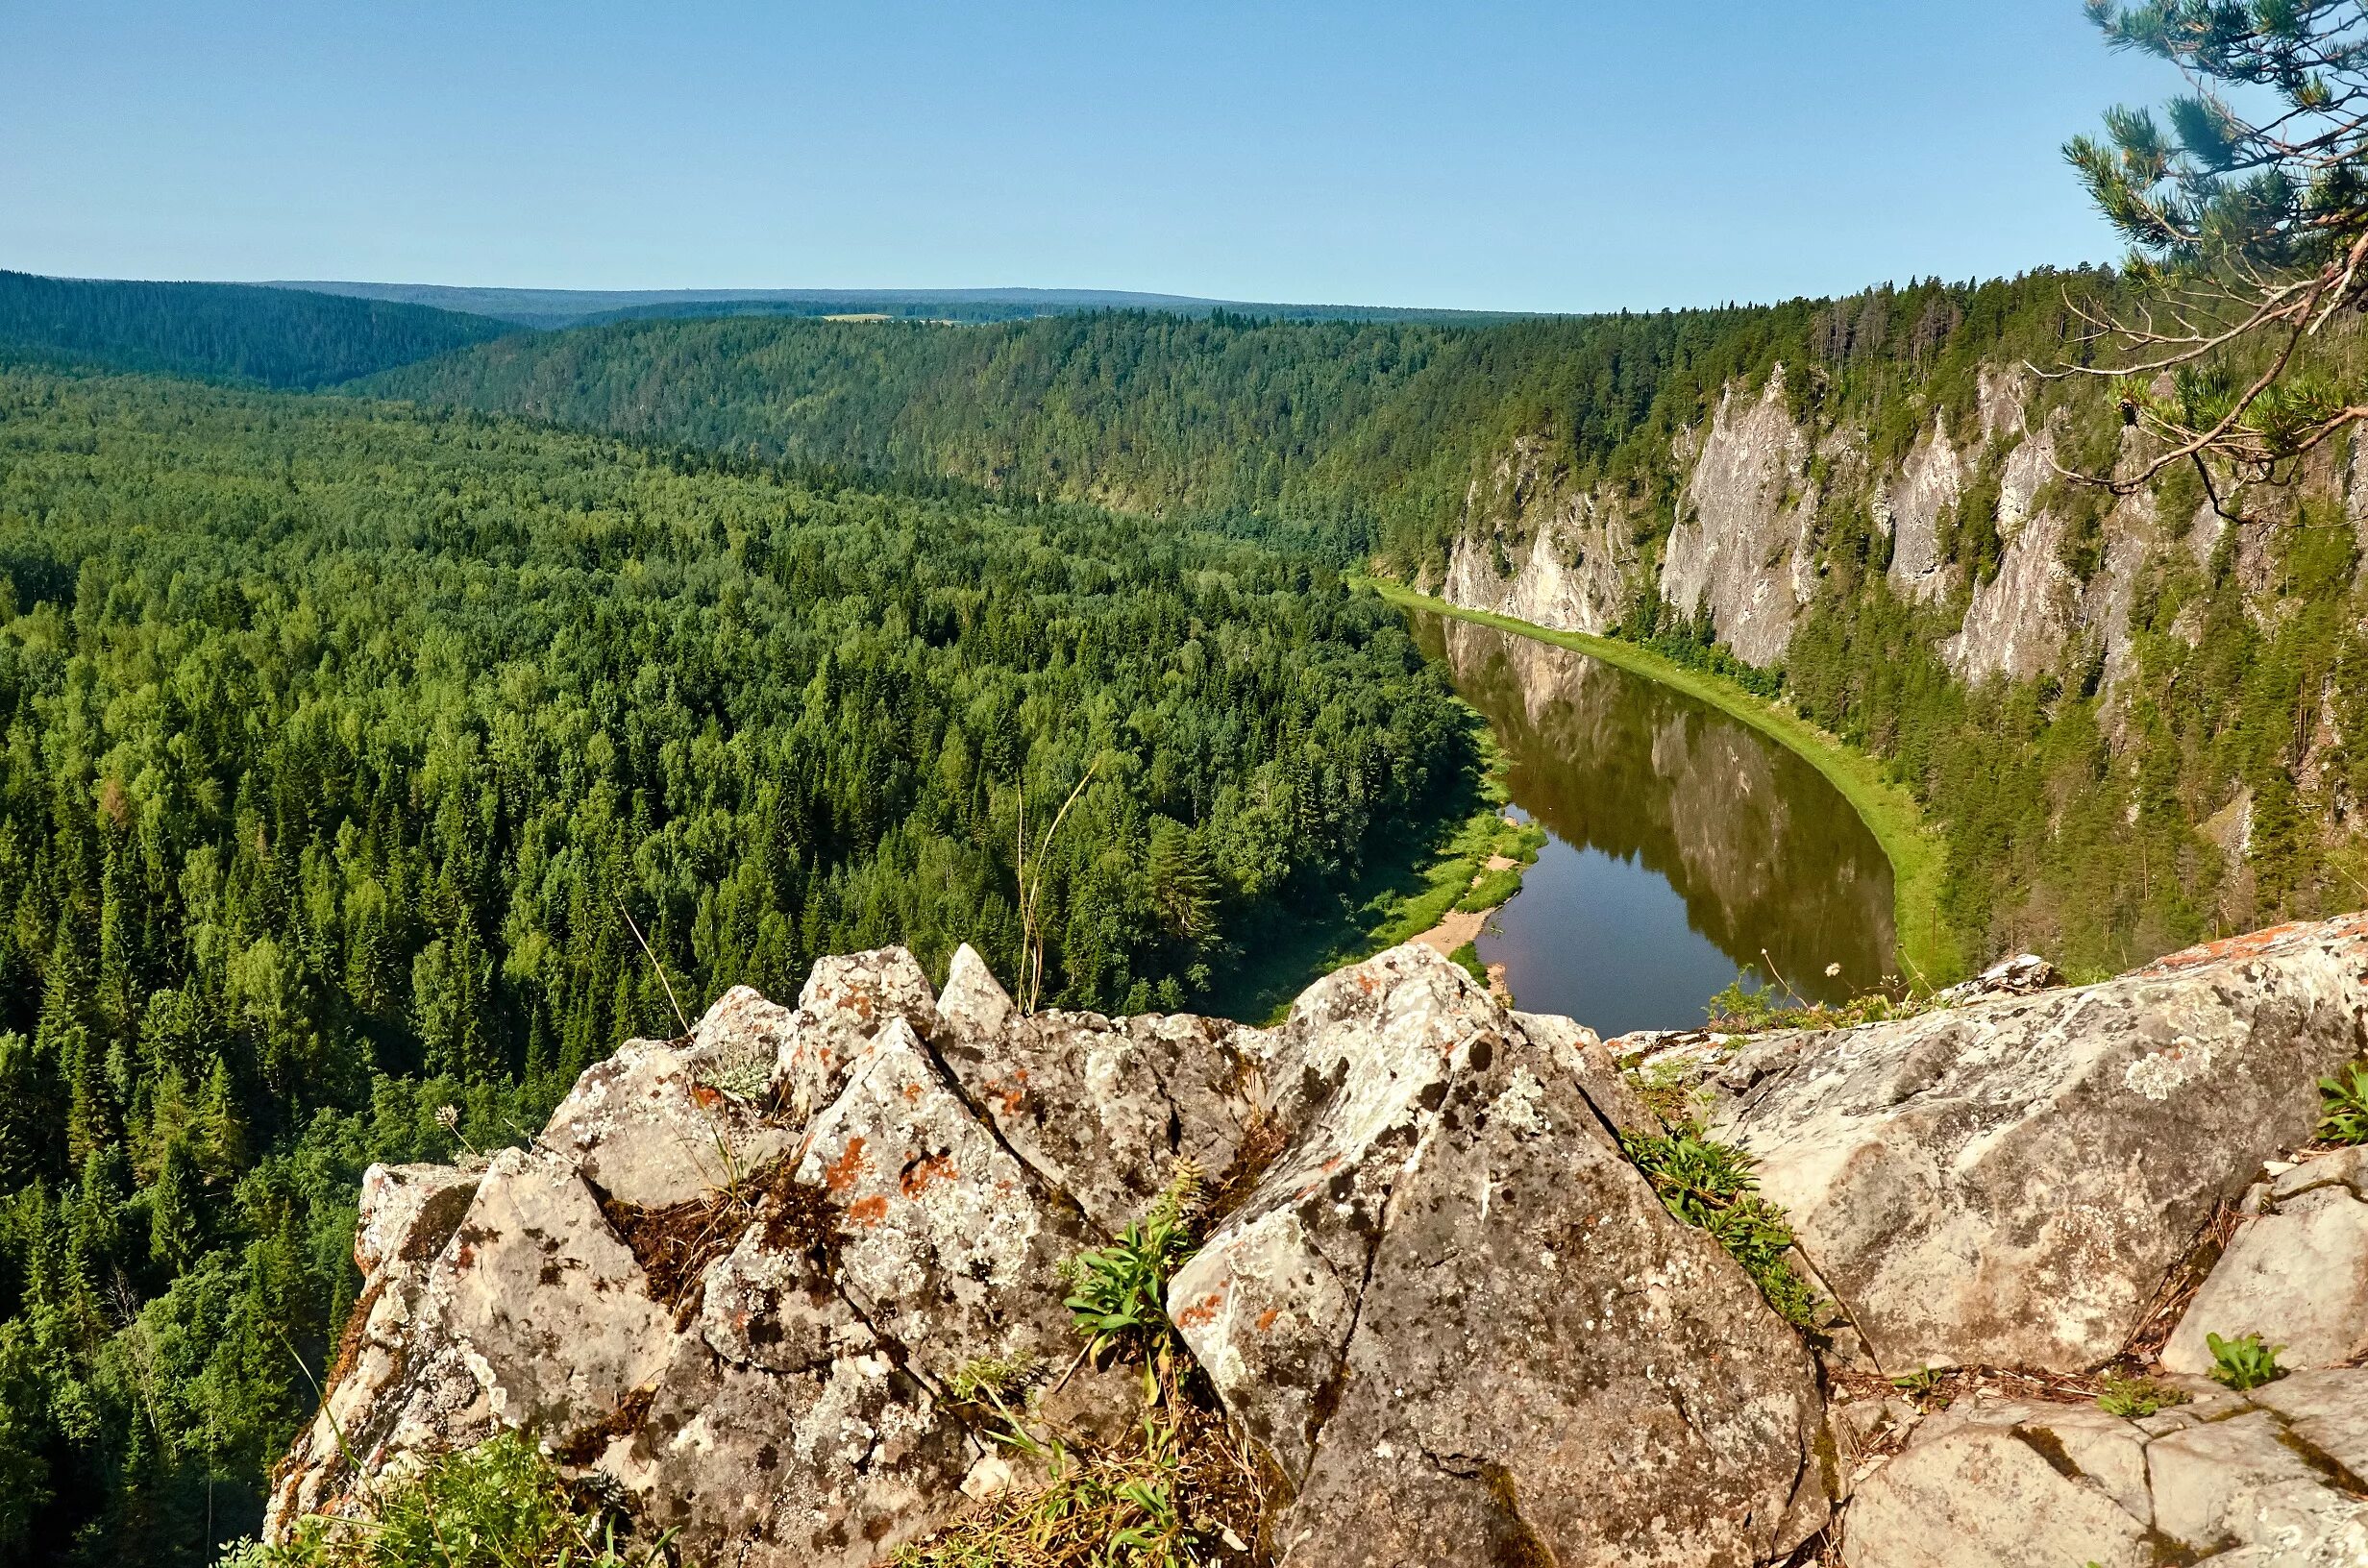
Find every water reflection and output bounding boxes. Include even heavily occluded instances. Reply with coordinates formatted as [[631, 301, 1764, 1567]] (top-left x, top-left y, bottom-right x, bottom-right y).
[[1408, 611, 1895, 1034]]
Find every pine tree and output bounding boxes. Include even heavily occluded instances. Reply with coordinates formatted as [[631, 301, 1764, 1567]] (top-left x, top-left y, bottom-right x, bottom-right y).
[[146, 1138, 203, 1271], [192, 1055, 247, 1176], [1146, 818, 1219, 943]]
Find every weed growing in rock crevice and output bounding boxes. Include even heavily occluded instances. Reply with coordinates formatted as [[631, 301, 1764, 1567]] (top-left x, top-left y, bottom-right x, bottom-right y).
[[898, 1162, 1264, 1568], [2320, 1063, 2368, 1145], [1618, 1123, 1821, 1329], [2095, 1374, 2189, 1418], [2207, 1331, 2285, 1391], [220, 1432, 677, 1568], [1062, 1162, 1203, 1360]]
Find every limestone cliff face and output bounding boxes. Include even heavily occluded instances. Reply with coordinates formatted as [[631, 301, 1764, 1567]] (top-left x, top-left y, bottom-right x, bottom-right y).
[[1944, 420, 2071, 682], [1435, 359, 2193, 699], [1876, 418, 1963, 605], [1441, 435, 1640, 633], [1660, 372, 1816, 667]]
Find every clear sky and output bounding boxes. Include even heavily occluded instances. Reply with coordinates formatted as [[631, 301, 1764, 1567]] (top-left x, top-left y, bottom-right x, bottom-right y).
[[2, 1, 2182, 313]]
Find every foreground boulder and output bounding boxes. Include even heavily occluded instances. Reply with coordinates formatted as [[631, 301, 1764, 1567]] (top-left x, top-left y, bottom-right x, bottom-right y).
[[1172, 947, 1831, 1566], [2162, 1145, 2368, 1377], [268, 914, 2368, 1564], [1677, 916, 2368, 1373], [267, 942, 1834, 1566], [1844, 1372, 2368, 1566]]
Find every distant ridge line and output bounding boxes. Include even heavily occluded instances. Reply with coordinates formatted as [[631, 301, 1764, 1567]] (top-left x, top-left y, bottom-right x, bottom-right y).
[[259, 279, 1541, 329]]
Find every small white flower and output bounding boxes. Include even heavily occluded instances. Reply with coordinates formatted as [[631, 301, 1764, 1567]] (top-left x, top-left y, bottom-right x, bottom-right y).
[[1824, 963, 1842, 978], [434, 1104, 461, 1132]]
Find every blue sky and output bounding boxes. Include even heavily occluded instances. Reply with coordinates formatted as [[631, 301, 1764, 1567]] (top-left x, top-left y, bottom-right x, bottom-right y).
[[2, 1, 2180, 312]]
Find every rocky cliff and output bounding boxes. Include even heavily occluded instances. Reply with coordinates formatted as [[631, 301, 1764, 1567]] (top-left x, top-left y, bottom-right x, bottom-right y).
[[1436, 345, 2368, 973], [1434, 353, 2368, 691], [268, 919, 2368, 1566]]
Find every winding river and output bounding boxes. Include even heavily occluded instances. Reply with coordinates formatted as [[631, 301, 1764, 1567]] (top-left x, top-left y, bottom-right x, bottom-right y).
[[1407, 609, 1896, 1035]]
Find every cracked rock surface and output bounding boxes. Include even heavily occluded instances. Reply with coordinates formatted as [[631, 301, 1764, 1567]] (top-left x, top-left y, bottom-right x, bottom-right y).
[[1701, 915, 2368, 1372], [1843, 1373, 2368, 1567], [266, 941, 1835, 1566], [1172, 946, 1832, 1568], [2163, 1145, 2368, 1376], [264, 916, 2368, 1567]]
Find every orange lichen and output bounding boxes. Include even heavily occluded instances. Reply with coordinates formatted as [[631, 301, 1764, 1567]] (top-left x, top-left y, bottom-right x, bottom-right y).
[[899, 1153, 958, 1197], [823, 1137, 871, 1194], [1175, 1288, 1226, 1329]]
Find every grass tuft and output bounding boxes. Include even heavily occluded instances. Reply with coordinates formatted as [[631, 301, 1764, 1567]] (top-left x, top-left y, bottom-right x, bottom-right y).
[[1619, 1122, 1821, 1328], [218, 1431, 675, 1568]]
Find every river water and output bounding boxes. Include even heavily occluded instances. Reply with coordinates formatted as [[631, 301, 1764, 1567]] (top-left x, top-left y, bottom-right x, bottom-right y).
[[1407, 610, 1895, 1036]]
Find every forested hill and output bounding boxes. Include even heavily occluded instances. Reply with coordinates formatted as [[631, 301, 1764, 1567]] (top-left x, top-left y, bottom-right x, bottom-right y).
[[356, 271, 2118, 566], [0, 271, 514, 388], [0, 366, 1470, 1563], [272, 280, 1525, 329], [358, 268, 2368, 985]]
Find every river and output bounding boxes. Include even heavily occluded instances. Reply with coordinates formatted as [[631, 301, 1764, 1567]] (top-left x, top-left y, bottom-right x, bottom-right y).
[[1407, 609, 1896, 1035]]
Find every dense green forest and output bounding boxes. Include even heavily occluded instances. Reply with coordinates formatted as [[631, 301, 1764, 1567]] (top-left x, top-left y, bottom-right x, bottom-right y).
[[365, 274, 2368, 976], [358, 271, 2126, 569], [276, 281, 1526, 331], [0, 272, 514, 390], [0, 367, 1471, 1564], [1776, 483, 2368, 980], [11, 263, 2368, 1567]]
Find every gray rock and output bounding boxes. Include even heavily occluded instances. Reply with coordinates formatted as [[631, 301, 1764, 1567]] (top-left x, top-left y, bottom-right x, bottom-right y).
[[1842, 1409, 2153, 1568], [789, 1016, 1092, 1393], [542, 1038, 795, 1211], [264, 949, 1011, 1562], [1841, 1370, 2368, 1568], [1934, 952, 2060, 1005], [2272, 1145, 2368, 1203], [2248, 1369, 2368, 1476], [933, 943, 1266, 1235], [1516, 1009, 1658, 1136], [1439, 435, 1642, 637], [777, 949, 942, 1122], [1175, 944, 1833, 1567], [2162, 1181, 2368, 1375], [352, 1161, 481, 1279], [1715, 914, 2368, 1372], [265, 1159, 485, 1528], [2148, 1409, 2325, 1555], [282, 925, 2368, 1567]]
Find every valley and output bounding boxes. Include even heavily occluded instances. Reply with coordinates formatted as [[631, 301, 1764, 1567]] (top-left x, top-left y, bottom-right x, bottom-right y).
[[1405, 605, 1895, 1030], [2, 245, 2366, 1566]]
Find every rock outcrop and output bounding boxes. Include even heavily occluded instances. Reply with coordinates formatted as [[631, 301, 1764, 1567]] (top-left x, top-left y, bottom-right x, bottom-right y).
[[1660, 373, 1815, 667], [1432, 358, 2183, 720], [268, 942, 1836, 1566], [267, 916, 2368, 1566], [2162, 1144, 2368, 1377], [1441, 436, 1642, 635], [1844, 1373, 2368, 1566], [1171, 946, 1830, 1567], [1690, 915, 2368, 1374]]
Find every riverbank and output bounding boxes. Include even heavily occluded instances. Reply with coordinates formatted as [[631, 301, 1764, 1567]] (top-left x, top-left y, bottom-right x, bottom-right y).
[[1206, 734, 1545, 1023], [1365, 579, 1962, 989]]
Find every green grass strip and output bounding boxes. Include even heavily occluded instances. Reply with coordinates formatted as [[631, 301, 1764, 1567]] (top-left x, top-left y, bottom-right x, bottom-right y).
[[1365, 579, 1963, 988]]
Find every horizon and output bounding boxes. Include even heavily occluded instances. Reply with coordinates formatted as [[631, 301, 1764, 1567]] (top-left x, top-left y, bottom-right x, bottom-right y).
[[6, 1, 2177, 315], [12, 265, 2131, 325]]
